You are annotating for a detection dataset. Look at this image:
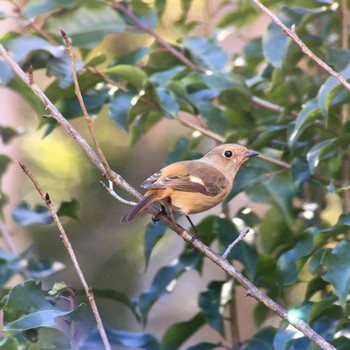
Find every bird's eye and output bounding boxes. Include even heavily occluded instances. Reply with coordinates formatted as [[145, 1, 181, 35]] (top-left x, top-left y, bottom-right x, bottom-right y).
[[224, 150, 233, 158]]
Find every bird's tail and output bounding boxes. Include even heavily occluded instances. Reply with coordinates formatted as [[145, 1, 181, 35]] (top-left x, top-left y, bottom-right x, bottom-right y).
[[121, 192, 158, 223]]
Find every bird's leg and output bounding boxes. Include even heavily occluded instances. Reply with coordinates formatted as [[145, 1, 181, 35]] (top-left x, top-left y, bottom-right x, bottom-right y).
[[166, 197, 177, 227], [152, 204, 167, 223], [185, 215, 200, 242]]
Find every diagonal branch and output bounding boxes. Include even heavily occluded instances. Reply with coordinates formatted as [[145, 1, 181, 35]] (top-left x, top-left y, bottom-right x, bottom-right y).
[[250, 0, 350, 91], [19, 161, 112, 350]]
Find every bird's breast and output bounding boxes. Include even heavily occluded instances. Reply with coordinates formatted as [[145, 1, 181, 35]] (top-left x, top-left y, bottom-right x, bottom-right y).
[[168, 190, 228, 215]]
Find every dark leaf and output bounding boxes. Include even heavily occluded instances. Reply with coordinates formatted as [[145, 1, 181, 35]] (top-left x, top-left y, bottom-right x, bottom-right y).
[[160, 312, 206, 350], [27, 258, 65, 279], [24, 328, 70, 350], [144, 222, 167, 269], [322, 240, 350, 308], [84, 328, 159, 350], [0, 126, 23, 144], [45, 5, 125, 48], [23, 0, 78, 18], [12, 202, 52, 226], [244, 327, 277, 350], [57, 199, 79, 219], [198, 280, 227, 336], [3, 280, 82, 331], [109, 91, 137, 131], [139, 251, 201, 323], [183, 37, 228, 71]]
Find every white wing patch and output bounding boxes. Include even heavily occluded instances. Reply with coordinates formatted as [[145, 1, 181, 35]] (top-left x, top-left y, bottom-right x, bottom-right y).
[[189, 175, 205, 185]]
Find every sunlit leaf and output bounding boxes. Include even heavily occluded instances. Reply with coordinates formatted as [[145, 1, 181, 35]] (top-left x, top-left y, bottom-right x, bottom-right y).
[[105, 65, 148, 89]]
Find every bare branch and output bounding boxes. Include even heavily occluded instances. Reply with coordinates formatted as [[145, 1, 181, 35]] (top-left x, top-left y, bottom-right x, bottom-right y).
[[250, 0, 350, 92], [19, 161, 112, 350], [100, 180, 137, 206], [222, 228, 250, 259], [60, 29, 115, 180]]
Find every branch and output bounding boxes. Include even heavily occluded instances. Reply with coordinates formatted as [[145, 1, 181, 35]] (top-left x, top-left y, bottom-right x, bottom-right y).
[[0, 44, 336, 350], [60, 29, 114, 180], [250, 0, 350, 92], [222, 228, 250, 259], [18, 161, 111, 350]]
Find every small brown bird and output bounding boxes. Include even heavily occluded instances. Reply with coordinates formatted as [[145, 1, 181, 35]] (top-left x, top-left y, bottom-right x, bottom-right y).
[[121, 144, 258, 231]]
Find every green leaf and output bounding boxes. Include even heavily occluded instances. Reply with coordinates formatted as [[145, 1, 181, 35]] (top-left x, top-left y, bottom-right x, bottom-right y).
[[198, 281, 226, 336], [306, 134, 350, 174], [85, 289, 140, 322], [0, 126, 22, 144], [139, 251, 201, 323], [27, 258, 65, 279], [291, 157, 311, 188], [112, 47, 150, 66], [12, 202, 52, 226], [0, 336, 19, 350], [188, 89, 226, 134], [104, 65, 148, 89], [250, 125, 287, 149], [0, 155, 11, 179], [187, 343, 219, 350], [183, 37, 228, 71], [288, 98, 321, 147], [317, 63, 350, 119], [0, 248, 28, 288], [244, 327, 277, 350], [57, 199, 79, 219], [160, 313, 206, 350], [45, 5, 125, 48], [263, 12, 292, 69], [3, 280, 81, 331], [24, 328, 70, 350], [23, 0, 78, 18], [156, 87, 179, 118], [322, 240, 350, 308], [108, 91, 136, 131], [84, 328, 159, 350], [277, 232, 314, 285], [144, 222, 167, 269]]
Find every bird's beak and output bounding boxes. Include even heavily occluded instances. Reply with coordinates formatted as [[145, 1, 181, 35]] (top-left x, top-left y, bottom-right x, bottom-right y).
[[246, 150, 259, 158]]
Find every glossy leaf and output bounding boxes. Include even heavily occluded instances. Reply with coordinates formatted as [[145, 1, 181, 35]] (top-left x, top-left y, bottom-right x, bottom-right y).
[[160, 313, 206, 350], [317, 63, 350, 119], [45, 5, 125, 48], [322, 240, 350, 308], [57, 198, 79, 219], [288, 98, 321, 147], [307, 134, 350, 174], [12, 202, 52, 226], [244, 327, 277, 350], [3, 280, 82, 331], [105, 64, 148, 89], [108, 91, 136, 131], [23, 0, 78, 18], [183, 37, 228, 71], [144, 222, 167, 268], [139, 251, 201, 323], [0, 126, 22, 144], [84, 328, 159, 350], [198, 281, 226, 336]]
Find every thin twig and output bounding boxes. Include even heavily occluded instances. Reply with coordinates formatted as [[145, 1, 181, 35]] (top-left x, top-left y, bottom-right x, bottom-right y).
[[60, 29, 114, 180], [250, 0, 350, 92], [340, 0, 350, 213], [222, 228, 250, 260], [0, 43, 336, 350], [99, 180, 137, 206], [18, 161, 112, 350]]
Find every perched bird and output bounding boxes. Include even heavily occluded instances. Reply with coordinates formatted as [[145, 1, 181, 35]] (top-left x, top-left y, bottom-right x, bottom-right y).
[[121, 144, 258, 232]]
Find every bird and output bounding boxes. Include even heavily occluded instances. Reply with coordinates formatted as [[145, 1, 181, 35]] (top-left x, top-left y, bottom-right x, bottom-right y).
[[121, 144, 259, 234]]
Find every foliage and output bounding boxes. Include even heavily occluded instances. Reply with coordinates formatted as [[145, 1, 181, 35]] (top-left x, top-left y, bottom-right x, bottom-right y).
[[1, 0, 350, 349]]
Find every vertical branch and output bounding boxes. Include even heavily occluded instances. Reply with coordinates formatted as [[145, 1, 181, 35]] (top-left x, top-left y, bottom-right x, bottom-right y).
[[340, 0, 350, 213]]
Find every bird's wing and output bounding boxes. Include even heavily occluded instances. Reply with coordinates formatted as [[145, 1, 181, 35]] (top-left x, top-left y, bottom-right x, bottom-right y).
[[141, 162, 228, 196]]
